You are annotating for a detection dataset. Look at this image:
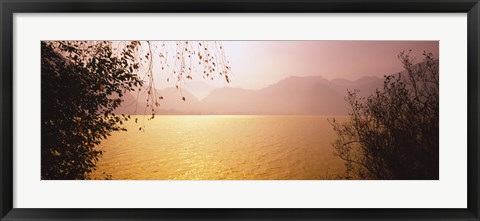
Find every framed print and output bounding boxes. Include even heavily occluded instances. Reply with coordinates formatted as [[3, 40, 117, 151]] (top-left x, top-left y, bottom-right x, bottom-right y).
[[1, 0, 479, 220]]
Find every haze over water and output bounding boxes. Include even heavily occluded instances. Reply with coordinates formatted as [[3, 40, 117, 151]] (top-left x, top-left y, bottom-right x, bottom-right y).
[[40, 40, 440, 181], [91, 115, 347, 180], [91, 41, 439, 180]]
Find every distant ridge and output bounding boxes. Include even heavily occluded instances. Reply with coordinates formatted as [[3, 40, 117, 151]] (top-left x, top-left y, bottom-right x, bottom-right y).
[[114, 75, 384, 115]]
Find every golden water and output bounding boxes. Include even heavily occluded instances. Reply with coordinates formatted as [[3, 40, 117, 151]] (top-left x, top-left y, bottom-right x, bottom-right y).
[[91, 115, 347, 180]]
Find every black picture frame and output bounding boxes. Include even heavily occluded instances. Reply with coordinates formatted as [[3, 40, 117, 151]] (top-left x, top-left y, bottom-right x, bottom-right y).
[[1, 0, 479, 220]]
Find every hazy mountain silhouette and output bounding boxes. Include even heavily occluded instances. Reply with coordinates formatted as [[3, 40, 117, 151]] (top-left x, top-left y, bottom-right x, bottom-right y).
[[202, 75, 383, 115], [114, 87, 204, 115], [182, 80, 218, 100], [114, 75, 384, 115]]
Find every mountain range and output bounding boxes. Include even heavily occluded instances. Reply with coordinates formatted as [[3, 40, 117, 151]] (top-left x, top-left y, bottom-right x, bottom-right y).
[[114, 75, 384, 115]]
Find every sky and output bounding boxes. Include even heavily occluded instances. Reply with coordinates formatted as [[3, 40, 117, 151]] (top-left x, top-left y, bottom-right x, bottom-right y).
[[221, 41, 439, 89], [109, 40, 439, 112], [124, 40, 439, 91]]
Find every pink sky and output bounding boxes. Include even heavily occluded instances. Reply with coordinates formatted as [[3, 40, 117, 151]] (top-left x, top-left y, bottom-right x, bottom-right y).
[[142, 41, 439, 91], [221, 41, 438, 89], [111, 40, 440, 113]]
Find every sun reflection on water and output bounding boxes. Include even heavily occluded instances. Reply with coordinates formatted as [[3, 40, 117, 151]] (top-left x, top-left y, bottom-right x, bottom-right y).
[[91, 115, 347, 180]]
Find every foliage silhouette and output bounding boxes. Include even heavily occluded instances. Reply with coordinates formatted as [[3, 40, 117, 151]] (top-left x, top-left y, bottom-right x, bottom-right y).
[[330, 51, 439, 180], [41, 41, 231, 179], [41, 41, 143, 179]]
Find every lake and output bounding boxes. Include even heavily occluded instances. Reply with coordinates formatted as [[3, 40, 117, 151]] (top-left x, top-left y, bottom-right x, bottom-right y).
[[91, 115, 348, 180]]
